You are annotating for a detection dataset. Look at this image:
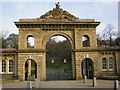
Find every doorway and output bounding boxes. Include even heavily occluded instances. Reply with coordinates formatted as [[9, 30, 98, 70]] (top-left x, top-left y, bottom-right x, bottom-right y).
[[81, 58, 93, 79], [25, 60, 37, 80]]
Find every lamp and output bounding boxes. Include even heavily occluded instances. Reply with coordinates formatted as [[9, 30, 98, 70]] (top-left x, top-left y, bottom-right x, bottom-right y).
[[64, 59, 67, 64], [51, 59, 54, 64]]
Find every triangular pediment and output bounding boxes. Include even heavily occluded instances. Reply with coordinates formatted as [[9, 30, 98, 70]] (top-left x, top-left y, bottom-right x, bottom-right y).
[[38, 2, 78, 21], [16, 3, 99, 23]]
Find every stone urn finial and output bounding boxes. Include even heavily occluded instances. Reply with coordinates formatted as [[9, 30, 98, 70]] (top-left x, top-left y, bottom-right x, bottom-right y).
[[55, 2, 60, 8]]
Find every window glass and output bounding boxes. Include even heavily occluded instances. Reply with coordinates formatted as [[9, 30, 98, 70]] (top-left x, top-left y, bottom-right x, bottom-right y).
[[2, 60, 6, 72], [9, 60, 14, 72], [109, 57, 114, 70], [102, 58, 107, 70]]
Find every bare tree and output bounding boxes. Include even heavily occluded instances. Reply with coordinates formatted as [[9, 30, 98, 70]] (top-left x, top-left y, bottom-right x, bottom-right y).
[[102, 24, 116, 46]]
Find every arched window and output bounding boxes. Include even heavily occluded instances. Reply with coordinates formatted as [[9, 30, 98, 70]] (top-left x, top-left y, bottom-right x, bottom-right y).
[[109, 57, 114, 70], [27, 35, 34, 48], [82, 35, 90, 47], [2, 60, 6, 72], [102, 58, 107, 70], [9, 60, 14, 72]]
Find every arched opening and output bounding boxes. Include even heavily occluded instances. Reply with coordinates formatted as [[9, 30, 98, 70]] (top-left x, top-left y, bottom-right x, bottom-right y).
[[82, 35, 90, 47], [102, 58, 107, 71], [2, 60, 6, 72], [81, 58, 93, 79], [27, 35, 34, 48], [109, 57, 114, 70], [25, 60, 37, 81], [9, 60, 14, 72], [46, 35, 72, 80]]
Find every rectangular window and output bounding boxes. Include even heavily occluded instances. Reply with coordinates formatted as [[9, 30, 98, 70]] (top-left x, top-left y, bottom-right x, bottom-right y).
[[102, 58, 107, 71], [109, 57, 114, 70], [2, 60, 6, 72], [9, 60, 14, 72]]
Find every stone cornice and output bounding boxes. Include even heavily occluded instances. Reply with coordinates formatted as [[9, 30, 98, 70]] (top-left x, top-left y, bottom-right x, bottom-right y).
[[73, 47, 120, 52], [14, 22, 100, 29], [1, 48, 47, 53], [17, 49, 47, 53]]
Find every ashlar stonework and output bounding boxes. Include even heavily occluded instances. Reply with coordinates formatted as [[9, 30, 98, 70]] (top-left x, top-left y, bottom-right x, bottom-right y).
[[1, 3, 120, 81]]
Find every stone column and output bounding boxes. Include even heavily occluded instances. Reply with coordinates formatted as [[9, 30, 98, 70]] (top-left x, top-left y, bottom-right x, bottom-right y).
[[14, 54, 18, 76], [76, 63, 82, 80], [6, 60, 9, 73], [18, 54, 24, 81], [28, 60, 31, 77], [72, 52, 75, 80], [37, 53, 46, 81], [115, 52, 120, 74], [75, 53, 82, 80], [42, 53, 46, 81], [0, 60, 2, 74]]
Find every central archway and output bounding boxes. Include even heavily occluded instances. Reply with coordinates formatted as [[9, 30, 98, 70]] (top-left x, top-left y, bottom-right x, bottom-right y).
[[46, 35, 73, 80]]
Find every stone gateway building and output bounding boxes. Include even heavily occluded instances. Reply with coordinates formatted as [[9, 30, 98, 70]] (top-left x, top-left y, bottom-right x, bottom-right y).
[[1, 3, 120, 81]]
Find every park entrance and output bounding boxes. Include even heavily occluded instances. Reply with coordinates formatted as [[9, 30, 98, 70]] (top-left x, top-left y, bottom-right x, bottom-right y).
[[15, 2, 100, 81], [46, 35, 72, 80]]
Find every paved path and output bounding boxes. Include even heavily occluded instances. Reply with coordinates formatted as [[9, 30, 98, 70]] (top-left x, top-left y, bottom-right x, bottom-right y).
[[2, 80, 120, 89]]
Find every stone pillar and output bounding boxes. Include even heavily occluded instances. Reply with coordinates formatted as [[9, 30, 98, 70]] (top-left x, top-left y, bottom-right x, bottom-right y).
[[115, 52, 120, 74], [76, 68, 82, 80], [6, 60, 9, 73], [42, 53, 46, 81], [72, 52, 76, 80], [18, 54, 24, 81], [0, 60, 2, 74], [0, 68, 2, 90], [36, 53, 46, 81], [28, 60, 31, 77], [75, 58, 82, 80], [14, 54, 18, 76], [0, 81, 2, 90]]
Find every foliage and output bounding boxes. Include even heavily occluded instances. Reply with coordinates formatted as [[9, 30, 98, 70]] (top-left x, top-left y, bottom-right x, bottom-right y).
[[1, 33, 18, 49], [46, 37, 72, 67]]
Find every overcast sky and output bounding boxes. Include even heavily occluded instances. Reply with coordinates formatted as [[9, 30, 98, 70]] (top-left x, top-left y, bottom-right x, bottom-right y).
[[1, 1, 119, 38]]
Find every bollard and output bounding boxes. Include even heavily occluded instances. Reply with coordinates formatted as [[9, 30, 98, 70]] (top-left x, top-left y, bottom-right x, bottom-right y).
[[27, 81, 32, 89], [114, 80, 119, 90], [84, 75, 87, 83], [35, 78, 40, 88], [0, 79, 2, 90], [93, 77, 97, 87], [0, 83, 2, 90]]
